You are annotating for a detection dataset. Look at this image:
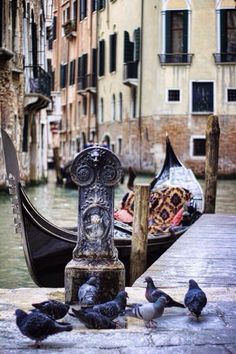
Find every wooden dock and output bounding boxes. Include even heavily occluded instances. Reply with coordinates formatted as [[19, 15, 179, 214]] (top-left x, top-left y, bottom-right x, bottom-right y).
[[0, 214, 236, 353]]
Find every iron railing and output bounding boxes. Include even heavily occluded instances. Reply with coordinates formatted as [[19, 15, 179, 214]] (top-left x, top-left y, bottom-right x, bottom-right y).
[[24, 65, 51, 98], [158, 53, 193, 64], [62, 19, 77, 37], [85, 73, 96, 89], [123, 61, 138, 80], [213, 53, 236, 63]]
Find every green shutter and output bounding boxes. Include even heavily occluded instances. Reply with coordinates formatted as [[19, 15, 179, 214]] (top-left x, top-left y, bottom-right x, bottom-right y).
[[165, 11, 171, 53], [134, 27, 141, 61], [220, 10, 227, 53], [183, 10, 188, 53], [99, 40, 105, 76], [124, 31, 134, 62], [110, 33, 117, 72]]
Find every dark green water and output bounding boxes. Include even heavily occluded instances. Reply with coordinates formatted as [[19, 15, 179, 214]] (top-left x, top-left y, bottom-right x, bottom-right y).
[[0, 171, 235, 288]]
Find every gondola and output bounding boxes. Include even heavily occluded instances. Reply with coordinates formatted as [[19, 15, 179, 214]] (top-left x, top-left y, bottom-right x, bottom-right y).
[[1, 129, 203, 287]]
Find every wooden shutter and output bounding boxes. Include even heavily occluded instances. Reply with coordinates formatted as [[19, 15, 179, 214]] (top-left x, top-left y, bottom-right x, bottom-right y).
[[110, 33, 117, 72], [52, 16, 57, 40], [124, 31, 134, 62], [70, 60, 75, 85], [220, 9, 227, 53], [183, 10, 188, 53], [80, 0, 84, 20], [165, 11, 171, 53], [99, 40, 105, 76], [92, 48, 97, 75], [134, 28, 141, 61]]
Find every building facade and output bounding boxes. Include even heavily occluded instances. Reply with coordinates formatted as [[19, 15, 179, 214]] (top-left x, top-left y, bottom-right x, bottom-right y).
[[0, 0, 51, 187], [96, 0, 236, 176]]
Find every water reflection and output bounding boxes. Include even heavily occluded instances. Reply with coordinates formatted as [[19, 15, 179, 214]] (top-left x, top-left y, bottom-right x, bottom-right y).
[[0, 171, 235, 288]]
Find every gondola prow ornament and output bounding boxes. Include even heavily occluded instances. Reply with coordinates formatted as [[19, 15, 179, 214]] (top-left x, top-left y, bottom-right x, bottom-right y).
[[65, 146, 125, 304]]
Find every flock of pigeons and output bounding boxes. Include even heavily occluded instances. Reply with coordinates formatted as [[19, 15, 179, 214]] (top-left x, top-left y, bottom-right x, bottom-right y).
[[15, 276, 207, 348]]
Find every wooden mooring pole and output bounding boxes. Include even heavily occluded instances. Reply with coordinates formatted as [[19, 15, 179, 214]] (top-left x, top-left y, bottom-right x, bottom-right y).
[[204, 115, 220, 213], [130, 184, 150, 285]]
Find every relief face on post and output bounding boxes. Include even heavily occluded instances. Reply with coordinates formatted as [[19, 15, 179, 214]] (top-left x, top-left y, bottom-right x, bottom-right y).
[[83, 205, 110, 243]]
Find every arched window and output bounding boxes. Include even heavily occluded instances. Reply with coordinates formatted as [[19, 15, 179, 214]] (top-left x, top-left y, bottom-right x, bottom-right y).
[[112, 94, 116, 121], [119, 92, 123, 121], [100, 97, 104, 123]]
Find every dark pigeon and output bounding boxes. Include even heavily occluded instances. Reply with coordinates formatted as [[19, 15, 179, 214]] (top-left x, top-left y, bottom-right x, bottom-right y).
[[184, 279, 207, 318], [144, 276, 185, 308], [32, 299, 69, 320], [71, 308, 117, 329], [125, 296, 167, 328], [15, 309, 72, 347], [78, 277, 99, 306], [92, 290, 128, 320]]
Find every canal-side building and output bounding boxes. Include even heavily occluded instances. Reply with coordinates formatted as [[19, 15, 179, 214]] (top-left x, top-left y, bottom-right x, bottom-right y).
[[51, 0, 97, 167], [0, 0, 51, 187], [96, 0, 236, 176], [0, 0, 24, 187]]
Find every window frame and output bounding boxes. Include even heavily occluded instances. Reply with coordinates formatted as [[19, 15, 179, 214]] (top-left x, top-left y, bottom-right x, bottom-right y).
[[226, 87, 236, 103], [190, 135, 206, 159], [166, 88, 181, 103], [190, 80, 215, 115]]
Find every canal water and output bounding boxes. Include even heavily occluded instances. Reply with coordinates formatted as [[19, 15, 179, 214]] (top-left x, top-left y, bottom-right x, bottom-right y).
[[0, 171, 235, 288]]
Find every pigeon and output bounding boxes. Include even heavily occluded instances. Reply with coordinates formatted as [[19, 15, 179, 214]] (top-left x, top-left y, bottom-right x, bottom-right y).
[[144, 276, 185, 308], [78, 277, 99, 306], [125, 296, 167, 328], [92, 290, 128, 320], [184, 279, 207, 318], [32, 299, 69, 320], [71, 308, 117, 329], [15, 309, 72, 347]]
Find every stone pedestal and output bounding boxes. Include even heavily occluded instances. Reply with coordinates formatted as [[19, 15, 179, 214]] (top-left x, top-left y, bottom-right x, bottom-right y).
[[64, 146, 125, 304]]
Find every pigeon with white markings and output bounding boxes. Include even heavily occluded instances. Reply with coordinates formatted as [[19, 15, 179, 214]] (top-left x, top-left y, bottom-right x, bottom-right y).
[[78, 276, 99, 306], [92, 290, 128, 320], [145, 276, 185, 308], [184, 279, 207, 318], [125, 296, 167, 328], [32, 299, 69, 320], [71, 308, 117, 329], [15, 309, 72, 348]]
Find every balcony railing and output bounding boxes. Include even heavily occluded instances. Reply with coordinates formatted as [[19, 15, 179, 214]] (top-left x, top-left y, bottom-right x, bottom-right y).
[[158, 53, 193, 64], [24, 65, 51, 98], [85, 73, 96, 90], [213, 53, 236, 64], [62, 19, 77, 38], [123, 61, 138, 80]]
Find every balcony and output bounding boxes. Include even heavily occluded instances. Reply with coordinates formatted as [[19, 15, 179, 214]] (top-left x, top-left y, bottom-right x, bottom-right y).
[[24, 65, 51, 112], [62, 20, 77, 39], [158, 53, 193, 65], [85, 73, 96, 93], [213, 53, 236, 64], [123, 61, 138, 87], [77, 76, 86, 93]]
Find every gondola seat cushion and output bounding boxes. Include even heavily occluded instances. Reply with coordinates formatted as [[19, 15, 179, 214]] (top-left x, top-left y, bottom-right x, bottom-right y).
[[115, 186, 192, 234]]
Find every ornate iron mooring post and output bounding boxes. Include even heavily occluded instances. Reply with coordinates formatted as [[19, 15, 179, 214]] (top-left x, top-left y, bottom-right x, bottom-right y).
[[65, 146, 125, 304]]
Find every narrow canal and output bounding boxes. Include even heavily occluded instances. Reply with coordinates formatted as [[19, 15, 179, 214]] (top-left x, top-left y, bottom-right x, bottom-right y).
[[0, 171, 235, 288]]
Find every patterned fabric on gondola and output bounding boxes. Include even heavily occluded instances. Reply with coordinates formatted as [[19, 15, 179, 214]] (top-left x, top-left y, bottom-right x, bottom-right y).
[[114, 186, 192, 234]]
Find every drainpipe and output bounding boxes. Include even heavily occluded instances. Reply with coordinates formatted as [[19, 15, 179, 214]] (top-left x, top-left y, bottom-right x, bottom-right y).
[[95, 4, 99, 143], [138, 0, 144, 170]]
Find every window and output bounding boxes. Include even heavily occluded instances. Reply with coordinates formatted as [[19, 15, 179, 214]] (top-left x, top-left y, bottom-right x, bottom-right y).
[[220, 9, 236, 62], [69, 60, 75, 85], [52, 16, 57, 40], [192, 82, 214, 113], [112, 94, 116, 121], [117, 138, 122, 155], [227, 88, 236, 102], [99, 39, 105, 76], [131, 87, 137, 118], [191, 137, 206, 157], [78, 54, 87, 90], [159, 10, 190, 64], [80, 0, 87, 21], [97, 0, 106, 11], [123, 28, 140, 63], [119, 92, 123, 121], [109, 33, 117, 72], [91, 0, 97, 12], [60, 63, 68, 88], [168, 89, 180, 102], [82, 96, 87, 115], [72, 0, 77, 21]]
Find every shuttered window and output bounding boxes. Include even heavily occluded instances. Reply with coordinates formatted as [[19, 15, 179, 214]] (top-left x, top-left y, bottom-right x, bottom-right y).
[[99, 40, 105, 76], [124, 31, 134, 63], [60, 64, 68, 88], [109, 33, 117, 72], [78, 54, 87, 89], [92, 48, 97, 75], [69, 60, 76, 85], [80, 0, 87, 21], [134, 28, 141, 61]]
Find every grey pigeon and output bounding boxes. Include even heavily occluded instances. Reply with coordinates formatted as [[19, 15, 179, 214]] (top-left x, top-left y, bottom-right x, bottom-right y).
[[145, 276, 185, 308], [32, 299, 69, 320], [184, 279, 207, 318], [125, 296, 167, 328], [78, 277, 99, 306], [15, 309, 72, 347], [92, 290, 128, 320], [71, 308, 117, 329]]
